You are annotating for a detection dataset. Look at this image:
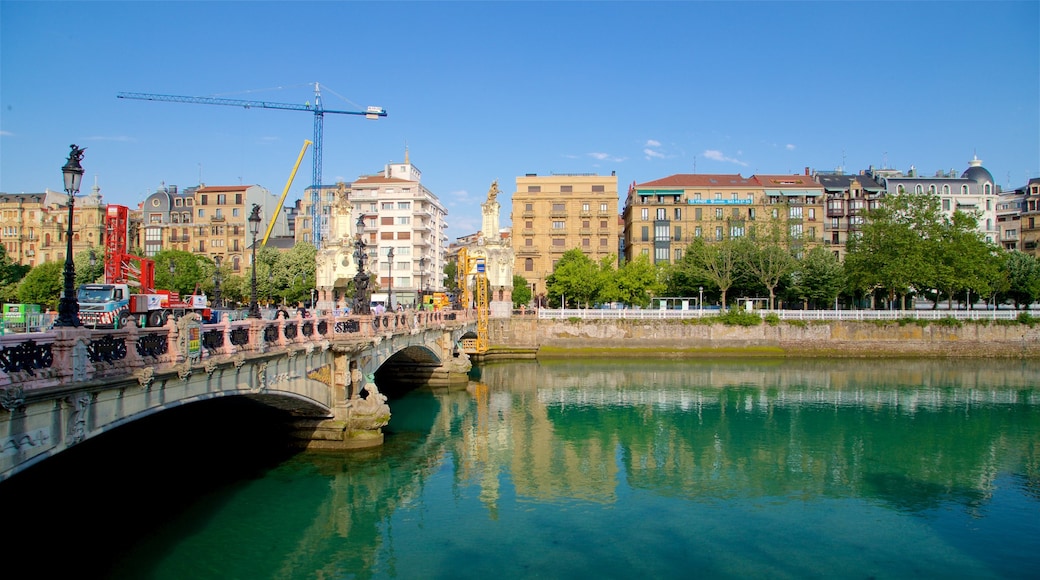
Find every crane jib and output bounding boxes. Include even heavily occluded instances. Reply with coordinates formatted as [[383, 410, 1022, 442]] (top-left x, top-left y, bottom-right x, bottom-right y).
[[116, 92, 386, 117]]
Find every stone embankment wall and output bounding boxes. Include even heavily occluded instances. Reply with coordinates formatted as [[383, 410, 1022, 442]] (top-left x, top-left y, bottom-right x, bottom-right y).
[[487, 318, 1040, 358]]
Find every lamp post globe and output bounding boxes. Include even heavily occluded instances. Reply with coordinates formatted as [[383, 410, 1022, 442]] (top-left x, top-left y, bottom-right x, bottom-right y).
[[248, 204, 262, 319], [55, 145, 85, 328]]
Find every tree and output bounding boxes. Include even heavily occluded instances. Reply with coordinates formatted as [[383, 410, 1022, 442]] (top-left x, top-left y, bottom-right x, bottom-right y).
[[16, 261, 63, 309], [1001, 250, 1040, 309], [737, 227, 796, 310], [0, 245, 30, 303], [845, 192, 941, 309], [600, 254, 663, 308], [681, 237, 739, 310], [443, 261, 458, 293], [511, 274, 532, 307], [788, 246, 845, 309], [545, 249, 601, 308], [74, 248, 105, 286], [272, 242, 318, 305]]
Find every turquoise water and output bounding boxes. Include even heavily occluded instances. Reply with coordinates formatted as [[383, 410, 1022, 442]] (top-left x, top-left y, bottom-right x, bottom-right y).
[[5, 359, 1039, 579]]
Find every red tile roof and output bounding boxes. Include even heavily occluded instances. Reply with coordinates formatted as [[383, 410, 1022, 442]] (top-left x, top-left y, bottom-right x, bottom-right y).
[[752, 175, 823, 188], [634, 174, 754, 188]]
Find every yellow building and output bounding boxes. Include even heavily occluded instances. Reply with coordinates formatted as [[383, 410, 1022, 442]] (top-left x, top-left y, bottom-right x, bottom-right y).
[[510, 173, 619, 298], [1, 185, 106, 267], [623, 172, 824, 264]]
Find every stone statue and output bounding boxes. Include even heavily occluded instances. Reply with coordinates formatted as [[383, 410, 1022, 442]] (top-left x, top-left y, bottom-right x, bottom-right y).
[[487, 180, 499, 203], [349, 374, 390, 430]]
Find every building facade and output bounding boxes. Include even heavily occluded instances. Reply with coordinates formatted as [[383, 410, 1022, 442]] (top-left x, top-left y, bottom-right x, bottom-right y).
[[1019, 178, 1040, 258], [867, 157, 1000, 244], [1, 184, 106, 268], [814, 172, 884, 260], [346, 153, 448, 306], [511, 173, 619, 297]]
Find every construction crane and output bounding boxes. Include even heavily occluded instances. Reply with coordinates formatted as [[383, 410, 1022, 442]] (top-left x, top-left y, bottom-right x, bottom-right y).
[[261, 139, 311, 248], [455, 247, 489, 354], [117, 83, 387, 249]]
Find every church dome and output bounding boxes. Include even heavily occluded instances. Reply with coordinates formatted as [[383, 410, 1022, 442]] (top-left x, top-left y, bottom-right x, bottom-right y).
[[961, 156, 994, 184]]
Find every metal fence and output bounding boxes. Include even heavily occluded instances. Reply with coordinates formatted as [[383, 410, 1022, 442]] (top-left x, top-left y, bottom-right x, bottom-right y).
[[537, 308, 1026, 322]]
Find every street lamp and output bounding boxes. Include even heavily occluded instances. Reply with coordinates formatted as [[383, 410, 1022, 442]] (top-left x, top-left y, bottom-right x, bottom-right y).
[[55, 145, 85, 327], [248, 204, 262, 318], [213, 256, 223, 308], [168, 259, 176, 291], [351, 213, 371, 315], [699, 286, 703, 316], [419, 256, 427, 306], [387, 247, 394, 310]]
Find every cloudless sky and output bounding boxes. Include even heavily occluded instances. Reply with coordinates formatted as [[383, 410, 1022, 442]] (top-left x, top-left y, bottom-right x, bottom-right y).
[[2, 1, 1038, 242]]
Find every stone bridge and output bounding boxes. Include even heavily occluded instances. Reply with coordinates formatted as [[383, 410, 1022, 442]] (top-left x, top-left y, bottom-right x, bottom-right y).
[[0, 310, 478, 483]]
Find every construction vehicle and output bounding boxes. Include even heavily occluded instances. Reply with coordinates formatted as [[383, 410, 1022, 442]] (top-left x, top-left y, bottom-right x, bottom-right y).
[[77, 205, 211, 328]]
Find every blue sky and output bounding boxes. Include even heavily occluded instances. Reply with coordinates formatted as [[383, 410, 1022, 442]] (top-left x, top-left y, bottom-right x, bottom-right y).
[[2, 1, 1038, 243]]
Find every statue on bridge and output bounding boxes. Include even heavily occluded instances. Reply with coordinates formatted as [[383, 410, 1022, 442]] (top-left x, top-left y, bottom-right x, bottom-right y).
[[348, 373, 390, 432]]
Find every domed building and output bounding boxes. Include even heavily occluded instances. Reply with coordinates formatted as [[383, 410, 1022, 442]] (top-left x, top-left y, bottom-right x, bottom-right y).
[[868, 156, 1000, 243]]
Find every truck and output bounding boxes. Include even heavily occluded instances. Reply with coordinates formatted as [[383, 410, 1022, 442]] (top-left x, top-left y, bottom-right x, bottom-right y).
[[77, 204, 211, 328]]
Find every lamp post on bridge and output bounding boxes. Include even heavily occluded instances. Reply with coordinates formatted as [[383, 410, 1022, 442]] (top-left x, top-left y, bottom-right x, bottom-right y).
[[419, 256, 427, 308], [351, 213, 371, 315], [55, 145, 85, 328], [213, 256, 223, 308], [387, 247, 394, 311], [248, 204, 262, 319]]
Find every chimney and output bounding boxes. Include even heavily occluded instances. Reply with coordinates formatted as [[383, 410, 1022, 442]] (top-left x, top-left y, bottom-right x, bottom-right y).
[[804, 167, 810, 176]]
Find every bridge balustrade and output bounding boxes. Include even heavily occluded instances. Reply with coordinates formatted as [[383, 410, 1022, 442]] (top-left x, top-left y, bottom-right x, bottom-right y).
[[0, 309, 474, 395]]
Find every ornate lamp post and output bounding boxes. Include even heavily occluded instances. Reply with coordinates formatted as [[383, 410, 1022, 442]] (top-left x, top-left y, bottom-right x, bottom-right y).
[[419, 256, 427, 307], [351, 213, 371, 315], [699, 286, 703, 316], [387, 246, 394, 310], [213, 256, 223, 308], [55, 145, 85, 328], [168, 259, 176, 290], [248, 204, 262, 319]]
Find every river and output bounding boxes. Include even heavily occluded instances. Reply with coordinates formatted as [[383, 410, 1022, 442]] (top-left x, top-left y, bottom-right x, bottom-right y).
[[4, 358, 1039, 579]]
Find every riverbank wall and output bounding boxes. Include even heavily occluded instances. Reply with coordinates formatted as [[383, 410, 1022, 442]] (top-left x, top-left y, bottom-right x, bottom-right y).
[[486, 318, 1040, 358]]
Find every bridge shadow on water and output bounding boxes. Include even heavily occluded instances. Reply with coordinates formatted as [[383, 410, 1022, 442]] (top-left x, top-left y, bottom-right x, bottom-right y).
[[0, 398, 303, 579]]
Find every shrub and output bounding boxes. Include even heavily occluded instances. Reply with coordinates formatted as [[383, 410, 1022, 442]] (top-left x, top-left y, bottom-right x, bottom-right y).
[[764, 312, 781, 326], [715, 309, 763, 327]]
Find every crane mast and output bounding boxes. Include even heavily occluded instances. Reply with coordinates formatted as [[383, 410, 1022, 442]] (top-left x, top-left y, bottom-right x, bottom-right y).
[[117, 85, 386, 249]]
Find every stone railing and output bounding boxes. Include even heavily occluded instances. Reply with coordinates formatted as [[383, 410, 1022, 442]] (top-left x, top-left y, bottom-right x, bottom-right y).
[[0, 309, 472, 396]]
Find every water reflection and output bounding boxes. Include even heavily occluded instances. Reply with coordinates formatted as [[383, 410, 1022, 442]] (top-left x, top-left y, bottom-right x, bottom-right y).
[[103, 358, 1040, 578]]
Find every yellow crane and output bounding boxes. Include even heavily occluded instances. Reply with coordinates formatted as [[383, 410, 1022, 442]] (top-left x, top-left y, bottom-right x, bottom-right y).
[[261, 140, 311, 248], [456, 247, 489, 354]]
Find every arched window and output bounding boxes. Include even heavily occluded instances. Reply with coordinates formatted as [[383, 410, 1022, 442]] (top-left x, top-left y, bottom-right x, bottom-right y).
[[928, 185, 936, 194], [962, 185, 969, 194], [942, 185, 949, 195], [984, 183, 992, 194], [233, 256, 241, 271], [915, 185, 923, 194]]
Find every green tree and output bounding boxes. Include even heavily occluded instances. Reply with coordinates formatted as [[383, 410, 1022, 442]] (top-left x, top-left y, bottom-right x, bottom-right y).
[[154, 249, 210, 295], [0, 245, 30, 303], [787, 246, 845, 309], [511, 274, 532, 307], [17, 261, 63, 309], [272, 242, 318, 305], [1001, 250, 1040, 309], [444, 261, 458, 293], [600, 254, 663, 308], [737, 227, 796, 310], [845, 192, 940, 309], [682, 237, 739, 310], [545, 249, 601, 308], [74, 248, 105, 286]]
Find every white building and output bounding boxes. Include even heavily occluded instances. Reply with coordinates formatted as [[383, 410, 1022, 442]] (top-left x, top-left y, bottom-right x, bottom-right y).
[[348, 150, 448, 306]]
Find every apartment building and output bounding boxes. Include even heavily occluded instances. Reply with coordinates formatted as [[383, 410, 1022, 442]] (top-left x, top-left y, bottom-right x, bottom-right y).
[[295, 184, 342, 247], [1, 185, 106, 267], [1019, 178, 1040, 258], [141, 184, 289, 274], [868, 157, 1000, 244], [347, 153, 448, 306], [996, 189, 1025, 252], [814, 172, 885, 260], [511, 173, 619, 297]]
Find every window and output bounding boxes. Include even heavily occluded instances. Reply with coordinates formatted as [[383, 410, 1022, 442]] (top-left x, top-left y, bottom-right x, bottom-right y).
[[397, 216, 411, 225], [656, 208, 667, 220], [674, 208, 681, 220], [695, 208, 702, 220], [582, 220, 590, 229], [749, 208, 756, 220], [526, 220, 533, 229], [730, 225, 744, 238], [552, 203, 566, 212], [695, 226, 702, 238], [674, 226, 682, 241], [675, 248, 683, 261], [145, 228, 161, 242], [233, 208, 240, 217], [582, 238, 590, 247], [552, 221, 565, 229], [942, 199, 951, 211], [215, 209, 223, 219], [552, 238, 565, 247], [600, 203, 608, 212], [655, 224, 670, 241], [235, 194, 242, 204], [381, 216, 394, 225], [790, 224, 803, 238], [526, 203, 533, 211], [641, 226, 649, 241], [525, 238, 533, 246], [397, 202, 411, 210], [174, 198, 182, 207], [592, 185, 605, 192], [600, 237, 608, 246], [217, 194, 226, 204], [198, 209, 205, 218], [582, 203, 590, 212], [600, 220, 607, 229], [381, 202, 394, 210], [151, 198, 160, 207], [641, 208, 649, 220], [528, 186, 541, 193], [715, 226, 723, 240], [397, 231, 411, 240], [200, 195, 208, 205], [655, 246, 669, 263], [789, 207, 802, 219], [715, 208, 723, 219], [807, 208, 815, 221], [525, 258, 533, 271], [561, 185, 573, 193]]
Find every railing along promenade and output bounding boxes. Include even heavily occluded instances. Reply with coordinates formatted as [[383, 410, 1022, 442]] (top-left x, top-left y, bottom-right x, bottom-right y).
[[537, 308, 1027, 322], [0, 309, 472, 394]]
